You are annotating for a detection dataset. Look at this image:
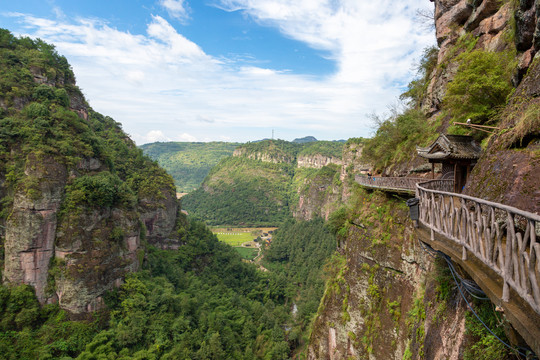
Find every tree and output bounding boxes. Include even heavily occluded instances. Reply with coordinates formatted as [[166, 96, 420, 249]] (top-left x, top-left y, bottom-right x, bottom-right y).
[[443, 50, 514, 124]]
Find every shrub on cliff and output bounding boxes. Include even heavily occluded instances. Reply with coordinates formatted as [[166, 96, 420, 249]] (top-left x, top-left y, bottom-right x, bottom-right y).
[[443, 50, 515, 124], [63, 172, 136, 210], [362, 108, 433, 171]]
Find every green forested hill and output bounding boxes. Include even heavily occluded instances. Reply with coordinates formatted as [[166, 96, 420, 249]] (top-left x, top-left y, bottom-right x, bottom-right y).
[[140, 141, 241, 192], [264, 219, 337, 333], [182, 139, 344, 226], [298, 141, 343, 158], [235, 139, 343, 163], [182, 156, 294, 226]]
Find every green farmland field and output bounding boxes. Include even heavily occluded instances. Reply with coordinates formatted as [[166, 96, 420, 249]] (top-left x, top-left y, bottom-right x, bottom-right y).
[[235, 247, 258, 260], [214, 232, 254, 246]]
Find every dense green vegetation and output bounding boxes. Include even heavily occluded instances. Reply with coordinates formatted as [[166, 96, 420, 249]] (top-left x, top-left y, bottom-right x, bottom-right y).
[[0, 30, 340, 359], [236, 139, 343, 164], [363, 32, 517, 171], [182, 140, 344, 226], [237, 140, 299, 162], [443, 50, 515, 126], [140, 142, 240, 192], [362, 46, 440, 172], [263, 218, 336, 353], [182, 156, 293, 226], [0, 221, 300, 359], [298, 141, 343, 159], [0, 29, 175, 225], [362, 108, 437, 172], [235, 246, 259, 260]]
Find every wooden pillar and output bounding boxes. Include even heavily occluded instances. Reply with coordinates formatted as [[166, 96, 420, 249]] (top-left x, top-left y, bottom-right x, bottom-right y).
[[432, 162, 435, 179], [454, 162, 458, 193]]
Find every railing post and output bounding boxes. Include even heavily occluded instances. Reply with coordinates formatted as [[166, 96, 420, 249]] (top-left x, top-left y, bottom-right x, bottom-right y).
[[503, 211, 514, 303], [417, 179, 540, 313]]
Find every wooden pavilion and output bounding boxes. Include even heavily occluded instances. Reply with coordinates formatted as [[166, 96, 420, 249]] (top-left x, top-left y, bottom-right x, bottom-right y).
[[416, 134, 482, 193]]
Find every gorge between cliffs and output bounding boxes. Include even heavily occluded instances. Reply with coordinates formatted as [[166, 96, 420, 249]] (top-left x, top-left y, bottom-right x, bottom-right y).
[[1, 0, 540, 359]]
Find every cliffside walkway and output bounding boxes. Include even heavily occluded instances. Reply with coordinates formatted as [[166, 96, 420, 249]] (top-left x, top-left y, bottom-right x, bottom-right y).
[[354, 175, 425, 194], [356, 175, 540, 354]]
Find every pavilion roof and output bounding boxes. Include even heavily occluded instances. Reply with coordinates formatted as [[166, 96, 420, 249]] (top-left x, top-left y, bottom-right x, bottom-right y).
[[416, 134, 482, 161]]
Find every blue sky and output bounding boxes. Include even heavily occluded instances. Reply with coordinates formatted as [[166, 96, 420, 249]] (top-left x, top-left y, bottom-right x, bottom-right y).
[[1, 0, 435, 144]]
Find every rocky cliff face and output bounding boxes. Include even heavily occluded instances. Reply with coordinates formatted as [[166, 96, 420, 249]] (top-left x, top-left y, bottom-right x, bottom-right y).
[[3, 154, 67, 304], [0, 32, 179, 314], [233, 147, 294, 164], [292, 141, 368, 221], [307, 1, 540, 358], [430, 0, 540, 213], [383, 0, 540, 213], [307, 191, 470, 359], [292, 169, 342, 221], [297, 154, 342, 169]]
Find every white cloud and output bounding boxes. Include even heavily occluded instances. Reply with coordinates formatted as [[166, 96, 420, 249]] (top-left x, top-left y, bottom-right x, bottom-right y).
[[240, 66, 277, 76], [5, 1, 435, 144], [132, 130, 197, 143], [216, 0, 432, 85], [177, 132, 198, 142], [160, 0, 190, 23], [134, 130, 172, 143]]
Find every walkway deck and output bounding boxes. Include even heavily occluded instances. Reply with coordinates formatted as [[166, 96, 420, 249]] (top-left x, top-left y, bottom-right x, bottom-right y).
[[356, 175, 540, 354], [354, 175, 425, 195]]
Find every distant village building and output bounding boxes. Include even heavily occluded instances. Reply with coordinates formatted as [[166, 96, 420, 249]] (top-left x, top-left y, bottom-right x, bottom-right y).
[[417, 134, 482, 193]]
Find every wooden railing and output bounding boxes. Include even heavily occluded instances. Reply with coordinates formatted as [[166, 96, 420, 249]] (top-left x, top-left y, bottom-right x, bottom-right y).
[[417, 179, 540, 314], [355, 175, 425, 193], [416, 179, 454, 193]]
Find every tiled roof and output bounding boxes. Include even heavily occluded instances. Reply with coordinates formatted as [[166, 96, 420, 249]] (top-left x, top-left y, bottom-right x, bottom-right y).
[[416, 134, 482, 160]]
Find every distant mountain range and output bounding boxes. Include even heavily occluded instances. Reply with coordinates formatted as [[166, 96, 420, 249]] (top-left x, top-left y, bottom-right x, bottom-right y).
[[292, 136, 318, 143], [140, 138, 347, 192]]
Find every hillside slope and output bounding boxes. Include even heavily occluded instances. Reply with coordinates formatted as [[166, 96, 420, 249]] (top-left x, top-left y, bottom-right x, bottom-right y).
[[0, 28, 332, 360], [182, 139, 345, 225], [140, 141, 240, 192], [0, 29, 179, 314]]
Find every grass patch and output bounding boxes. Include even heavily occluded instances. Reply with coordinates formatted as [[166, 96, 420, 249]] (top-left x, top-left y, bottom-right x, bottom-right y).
[[214, 232, 255, 246], [499, 101, 540, 149], [234, 247, 258, 260]]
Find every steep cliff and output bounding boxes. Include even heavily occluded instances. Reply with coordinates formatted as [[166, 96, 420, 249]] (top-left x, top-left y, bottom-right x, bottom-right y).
[[425, 0, 540, 212], [0, 30, 179, 314], [308, 0, 540, 358], [291, 139, 369, 221], [307, 188, 474, 359]]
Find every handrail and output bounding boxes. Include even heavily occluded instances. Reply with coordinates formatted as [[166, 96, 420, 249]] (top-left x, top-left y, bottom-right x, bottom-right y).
[[417, 179, 454, 193], [355, 175, 425, 192], [417, 179, 540, 314]]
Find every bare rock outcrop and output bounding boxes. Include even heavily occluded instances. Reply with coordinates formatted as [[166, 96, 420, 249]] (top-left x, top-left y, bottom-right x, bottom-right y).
[[297, 154, 342, 169], [233, 148, 294, 164], [139, 189, 178, 244], [3, 153, 67, 304], [55, 207, 141, 314]]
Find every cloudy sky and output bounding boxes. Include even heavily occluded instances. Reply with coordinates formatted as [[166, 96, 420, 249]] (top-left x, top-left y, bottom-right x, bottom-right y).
[[2, 0, 435, 144]]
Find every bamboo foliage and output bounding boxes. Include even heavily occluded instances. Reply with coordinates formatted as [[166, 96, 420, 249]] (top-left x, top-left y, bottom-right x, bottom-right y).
[[417, 180, 540, 315]]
